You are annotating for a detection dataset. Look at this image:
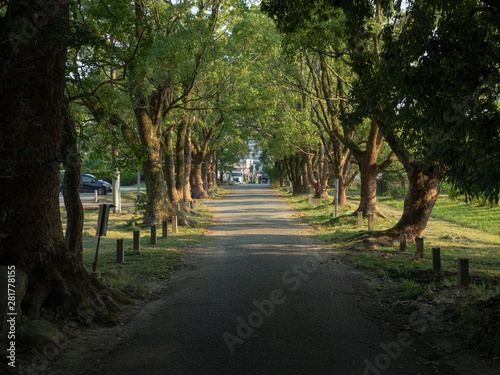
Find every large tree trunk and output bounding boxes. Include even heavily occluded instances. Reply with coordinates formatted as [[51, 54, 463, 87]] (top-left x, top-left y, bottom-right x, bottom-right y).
[[286, 154, 307, 194], [206, 152, 216, 191], [0, 2, 97, 318], [191, 150, 209, 199], [384, 165, 442, 241], [61, 99, 84, 259], [175, 91, 191, 200], [383, 133, 443, 241], [306, 145, 331, 199], [134, 109, 170, 225], [353, 121, 392, 216], [183, 121, 193, 202], [131, 2, 171, 225], [326, 138, 352, 206], [165, 127, 181, 203], [334, 174, 348, 206], [357, 152, 379, 215]]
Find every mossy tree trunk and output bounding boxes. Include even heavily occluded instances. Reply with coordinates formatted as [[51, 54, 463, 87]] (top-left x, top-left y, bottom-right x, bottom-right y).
[[0, 1, 99, 318], [383, 133, 443, 241]]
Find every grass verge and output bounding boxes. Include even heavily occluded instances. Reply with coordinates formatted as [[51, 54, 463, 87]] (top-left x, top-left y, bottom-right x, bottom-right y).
[[277, 188, 500, 357], [380, 194, 500, 236], [61, 193, 213, 291]]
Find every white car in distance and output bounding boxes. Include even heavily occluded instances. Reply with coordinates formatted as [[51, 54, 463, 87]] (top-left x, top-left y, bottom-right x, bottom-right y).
[[232, 171, 243, 183]]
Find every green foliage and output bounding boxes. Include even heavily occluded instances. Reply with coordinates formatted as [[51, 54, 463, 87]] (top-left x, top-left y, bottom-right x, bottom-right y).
[[61, 202, 213, 290], [120, 171, 139, 186], [375, 0, 500, 203], [134, 193, 148, 217], [382, 194, 500, 236], [263, 164, 280, 186]]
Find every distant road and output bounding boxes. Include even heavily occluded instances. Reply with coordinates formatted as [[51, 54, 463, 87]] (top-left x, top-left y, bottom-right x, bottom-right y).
[[59, 186, 145, 206]]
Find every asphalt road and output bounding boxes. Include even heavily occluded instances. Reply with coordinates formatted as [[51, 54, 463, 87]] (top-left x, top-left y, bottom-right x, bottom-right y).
[[58, 185, 439, 375]]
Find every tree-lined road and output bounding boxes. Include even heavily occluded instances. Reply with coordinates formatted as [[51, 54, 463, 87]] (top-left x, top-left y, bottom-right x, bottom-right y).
[[52, 185, 437, 374]]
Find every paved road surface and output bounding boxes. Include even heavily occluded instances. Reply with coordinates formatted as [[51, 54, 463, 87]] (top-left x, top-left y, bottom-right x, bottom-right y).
[[53, 185, 439, 374]]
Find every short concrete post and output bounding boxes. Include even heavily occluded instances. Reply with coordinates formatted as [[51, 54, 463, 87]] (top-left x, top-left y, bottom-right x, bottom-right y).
[[415, 237, 424, 259], [458, 258, 469, 287], [172, 216, 178, 234], [357, 211, 362, 229], [133, 230, 140, 252], [432, 248, 441, 273], [308, 197, 312, 205], [151, 224, 157, 245], [94, 190, 98, 203], [325, 207, 330, 216], [116, 239, 124, 264], [399, 234, 406, 252], [315, 199, 321, 207], [162, 220, 168, 239], [368, 214, 374, 230]]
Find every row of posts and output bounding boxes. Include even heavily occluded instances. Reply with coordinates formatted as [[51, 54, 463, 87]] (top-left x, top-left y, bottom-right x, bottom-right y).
[[304, 179, 340, 218], [115, 200, 197, 264], [294, 186, 470, 287], [356, 212, 470, 287], [116, 216, 179, 264], [356, 211, 375, 230], [327, 207, 470, 287], [399, 235, 470, 287]]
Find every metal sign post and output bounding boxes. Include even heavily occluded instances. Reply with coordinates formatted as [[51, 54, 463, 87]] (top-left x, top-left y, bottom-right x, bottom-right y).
[[92, 204, 114, 272]]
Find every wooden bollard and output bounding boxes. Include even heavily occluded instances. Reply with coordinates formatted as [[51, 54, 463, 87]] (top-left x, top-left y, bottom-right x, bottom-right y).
[[151, 224, 157, 245], [458, 258, 469, 287], [162, 220, 168, 239], [432, 248, 441, 273], [172, 216, 178, 234], [415, 237, 424, 259], [368, 214, 374, 230], [357, 211, 362, 229], [193, 200, 197, 209], [133, 229, 140, 252], [399, 234, 406, 252], [176, 202, 181, 211], [116, 239, 124, 264], [94, 190, 98, 203]]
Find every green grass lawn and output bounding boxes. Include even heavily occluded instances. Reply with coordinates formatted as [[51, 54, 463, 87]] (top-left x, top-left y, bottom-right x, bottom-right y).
[[61, 193, 213, 290], [380, 194, 500, 236], [277, 189, 500, 294]]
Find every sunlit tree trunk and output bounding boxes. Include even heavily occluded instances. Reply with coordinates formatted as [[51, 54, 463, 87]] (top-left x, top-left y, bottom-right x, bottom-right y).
[[183, 120, 193, 202], [383, 133, 443, 241]]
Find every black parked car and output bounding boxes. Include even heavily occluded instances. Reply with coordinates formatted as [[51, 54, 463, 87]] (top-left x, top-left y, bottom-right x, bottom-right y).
[[60, 173, 112, 195]]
